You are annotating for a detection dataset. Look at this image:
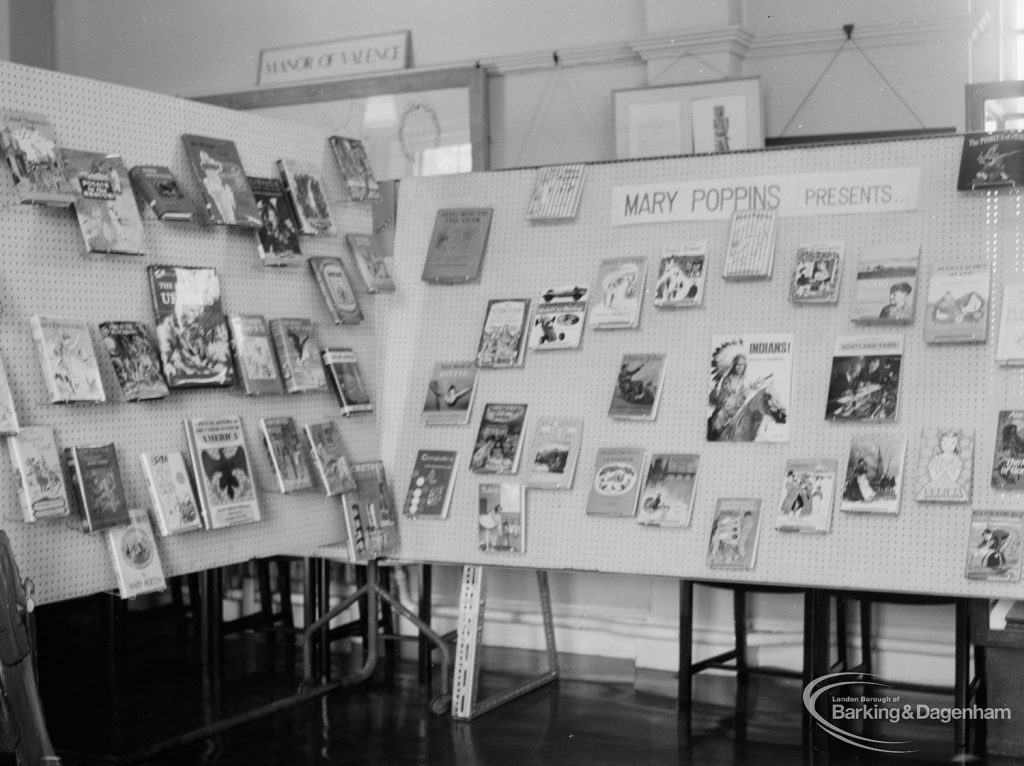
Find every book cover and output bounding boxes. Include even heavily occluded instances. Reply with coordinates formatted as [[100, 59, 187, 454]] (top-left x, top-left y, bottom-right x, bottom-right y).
[[139, 451, 203, 535], [422, 207, 494, 284], [636, 453, 699, 528], [304, 421, 356, 497], [259, 416, 313, 493], [308, 256, 363, 325], [914, 428, 974, 503], [148, 265, 234, 389], [825, 334, 903, 422], [722, 209, 777, 280], [402, 449, 458, 519], [923, 262, 990, 344], [341, 461, 399, 561], [707, 498, 762, 569], [422, 360, 477, 426], [328, 135, 381, 203], [840, 434, 907, 515], [248, 176, 302, 266], [63, 150, 146, 255], [609, 352, 667, 421], [957, 132, 1024, 191], [8, 426, 70, 522], [995, 280, 1024, 366], [470, 403, 527, 475], [98, 321, 169, 401], [526, 164, 586, 221], [277, 157, 334, 236], [524, 417, 583, 490], [184, 416, 261, 529], [322, 347, 373, 416], [789, 242, 843, 304], [589, 256, 646, 329], [707, 334, 792, 442], [0, 353, 21, 436], [64, 443, 131, 534], [372, 179, 397, 260], [585, 447, 646, 517], [227, 314, 284, 396], [128, 164, 195, 221], [992, 410, 1024, 490], [345, 232, 395, 293], [850, 243, 920, 324], [775, 458, 837, 533], [268, 317, 327, 394], [30, 315, 106, 403], [965, 511, 1023, 582], [0, 109, 76, 206], [106, 508, 167, 599], [653, 242, 707, 308], [180, 134, 260, 227], [478, 483, 526, 552], [475, 299, 530, 368], [528, 286, 588, 351]]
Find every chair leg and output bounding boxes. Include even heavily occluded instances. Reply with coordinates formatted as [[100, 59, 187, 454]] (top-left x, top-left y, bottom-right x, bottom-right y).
[[678, 580, 694, 715], [953, 598, 970, 755], [859, 599, 872, 674], [834, 594, 848, 671], [733, 588, 748, 684]]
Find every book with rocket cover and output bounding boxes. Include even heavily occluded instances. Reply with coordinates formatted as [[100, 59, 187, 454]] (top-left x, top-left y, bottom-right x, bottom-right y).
[[850, 243, 920, 324], [64, 443, 131, 534], [180, 134, 260, 227], [965, 511, 1023, 582], [840, 434, 907, 515], [523, 417, 583, 490], [914, 428, 974, 503], [775, 458, 837, 533], [30, 315, 106, 403], [308, 256, 363, 325], [589, 256, 646, 329], [345, 233, 395, 293], [0, 353, 19, 436], [98, 321, 169, 401], [707, 334, 792, 442], [707, 498, 762, 569], [475, 299, 530, 368], [139, 451, 203, 535], [259, 416, 314, 493], [992, 410, 1024, 490], [789, 242, 843, 304], [304, 421, 356, 497], [995, 280, 1024, 366], [609, 352, 667, 421], [636, 453, 699, 528], [402, 450, 458, 519], [923, 263, 989, 344], [268, 317, 327, 394], [422, 207, 493, 284], [328, 135, 381, 203], [322, 347, 373, 416], [528, 286, 588, 351], [722, 209, 777, 280], [422, 360, 477, 426], [824, 334, 903, 422], [106, 508, 167, 599], [248, 176, 302, 266], [184, 416, 261, 529], [478, 483, 526, 553], [526, 163, 586, 221], [8, 426, 70, 522], [0, 109, 76, 206], [227, 314, 284, 396], [470, 403, 527, 475], [585, 447, 647, 517], [63, 149, 146, 255], [277, 157, 334, 236], [341, 461, 399, 562], [652, 242, 707, 308], [128, 164, 195, 221], [957, 131, 1024, 191]]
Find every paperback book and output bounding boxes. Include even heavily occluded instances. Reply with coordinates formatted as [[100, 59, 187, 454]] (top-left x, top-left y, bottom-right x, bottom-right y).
[[523, 417, 583, 490], [139, 451, 203, 535], [775, 458, 837, 533], [422, 360, 477, 426], [227, 314, 284, 396], [63, 150, 146, 255], [342, 461, 399, 562], [722, 209, 777, 280], [345, 233, 395, 293], [259, 416, 313, 493], [825, 334, 903, 422], [850, 243, 920, 324], [653, 243, 707, 308], [30, 315, 106, 403], [304, 421, 355, 497], [248, 176, 302, 266], [470, 403, 527, 475], [8, 426, 70, 522], [707, 498, 762, 569], [0, 109, 76, 206], [328, 135, 380, 203], [528, 286, 588, 351], [609, 352, 666, 421], [422, 207, 494, 284], [707, 334, 792, 442], [128, 164, 195, 221], [475, 299, 530, 368], [98, 321, 169, 401], [992, 410, 1024, 490], [965, 511, 1023, 582], [923, 262, 989, 344], [636, 453, 699, 528], [402, 450, 458, 519], [789, 242, 843, 304], [184, 416, 261, 529], [589, 257, 646, 329], [268, 317, 327, 394], [277, 157, 333, 235], [0, 354, 19, 436], [914, 428, 974, 503], [585, 447, 647, 517], [840, 434, 907, 515], [322, 347, 373, 416], [64, 443, 131, 534], [957, 131, 1024, 191], [308, 256, 363, 325], [478, 483, 526, 552], [526, 163, 586, 221], [995, 280, 1024, 366], [180, 134, 260, 227], [106, 508, 167, 599]]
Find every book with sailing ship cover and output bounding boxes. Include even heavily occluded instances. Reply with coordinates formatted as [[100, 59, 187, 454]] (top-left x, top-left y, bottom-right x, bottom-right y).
[[322, 347, 373, 416], [528, 286, 588, 351], [308, 256, 363, 325], [825, 334, 903, 422], [589, 256, 646, 329], [586, 447, 647, 517], [227, 314, 284, 396], [180, 134, 260, 227], [268, 317, 327, 394], [840, 434, 907, 515], [328, 135, 381, 203], [470, 403, 527, 475], [64, 442, 131, 534], [965, 511, 1023, 582], [139, 451, 203, 535], [924, 263, 989, 344], [476, 299, 530, 368], [422, 207, 494, 284], [996, 280, 1024, 366], [789, 242, 842, 304], [609, 352, 667, 421], [304, 421, 355, 497], [851, 243, 920, 324], [98, 321, 169, 401], [636, 453, 699, 528], [259, 416, 313, 493], [128, 165, 195, 221], [653, 242, 707, 308], [277, 157, 334, 236], [341, 461, 399, 562], [479, 483, 526, 553], [345, 233, 395, 293], [106, 508, 167, 599], [248, 176, 302, 266], [8, 426, 70, 522], [30, 315, 106, 403], [0, 109, 76, 206], [914, 428, 974, 503], [523, 417, 583, 490], [707, 498, 762, 569], [957, 131, 1024, 191], [422, 360, 477, 426], [707, 334, 792, 442], [775, 458, 836, 533], [992, 410, 1024, 490], [402, 450, 458, 519], [184, 416, 261, 529], [526, 163, 586, 221], [63, 149, 146, 255], [722, 209, 777, 280]]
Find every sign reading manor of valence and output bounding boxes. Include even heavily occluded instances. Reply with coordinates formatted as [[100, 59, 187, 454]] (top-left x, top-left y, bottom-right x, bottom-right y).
[[611, 168, 921, 225], [258, 31, 409, 87]]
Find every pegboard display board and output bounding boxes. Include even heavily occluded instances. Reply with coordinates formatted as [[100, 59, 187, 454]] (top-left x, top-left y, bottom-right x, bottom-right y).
[[378, 134, 1024, 600], [0, 60, 383, 604]]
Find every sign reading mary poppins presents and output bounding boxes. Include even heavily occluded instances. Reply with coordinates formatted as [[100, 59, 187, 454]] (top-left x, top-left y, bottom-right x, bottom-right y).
[[258, 32, 409, 86], [610, 168, 921, 225]]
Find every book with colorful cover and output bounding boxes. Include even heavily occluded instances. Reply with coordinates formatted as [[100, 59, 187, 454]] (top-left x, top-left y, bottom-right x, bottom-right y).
[[128, 164, 195, 221], [422, 360, 478, 426], [528, 286, 588, 351], [609, 352, 667, 421], [98, 321, 169, 401], [526, 164, 586, 221], [248, 176, 302, 266], [992, 410, 1024, 490], [652, 242, 707, 308], [923, 263, 989, 344], [308, 256, 363, 325], [277, 157, 334, 236], [341, 461, 399, 561], [180, 134, 260, 227], [422, 208, 494, 284], [259, 416, 314, 493], [184, 416, 261, 529], [775, 458, 837, 533], [965, 511, 1023, 582], [824, 334, 903, 422], [8, 426, 70, 522], [64, 443, 131, 534], [475, 299, 530, 368], [478, 483, 526, 552], [106, 508, 167, 599], [636, 453, 699, 528], [995, 280, 1024, 366], [63, 150, 146, 255], [840, 434, 907, 515], [585, 447, 646, 517], [268, 317, 327, 394], [322, 347, 373, 416], [789, 242, 842, 304], [722, 209, 777, 280], [304, 421, 355, 497], [470, 403, 527, 475], [402, 450, 458, 519], [227, 314, 284, 396], [589, 256, 646, 329], [328, 135, 381, 203], [850, 243, 920, 324], [707, 334, 792, 442], [0, 353, 20, 436], [139, 451, 203, 535], [523, 417, 583, 490], [914, 428, 974, 503], [345, 232, 395, 293], [0, 109, 76, 206], [957, 132, 1024, 191], [30, 315, 106, 403], [707, 498, 762, 569]]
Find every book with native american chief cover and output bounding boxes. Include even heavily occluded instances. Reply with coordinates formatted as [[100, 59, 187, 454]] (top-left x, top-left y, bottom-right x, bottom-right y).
[[707, 334, 791, 443]]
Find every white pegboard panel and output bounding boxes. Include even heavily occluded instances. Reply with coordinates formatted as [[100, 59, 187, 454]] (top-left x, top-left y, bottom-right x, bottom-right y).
[[379, 134, 1024, 600], [0, 60, 385, 603]]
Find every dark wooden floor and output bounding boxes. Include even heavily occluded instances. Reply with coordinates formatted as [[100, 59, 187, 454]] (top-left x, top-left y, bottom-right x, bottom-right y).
[[30, 595, 1020, 766]]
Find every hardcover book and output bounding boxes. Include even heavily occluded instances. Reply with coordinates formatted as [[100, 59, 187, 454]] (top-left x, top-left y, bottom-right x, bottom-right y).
[[345, 232, 395, 293], [402, 450, 458, 519], [308, 256, 363, 325], [322, 347, 373, 416], [850, 243, 920, 324], [341, 461, 399, 562], [653, 242, 707, 308], [957, 131, 1024, 191], [227, 314, 284, 396], [63, 150, 146, 255], [923, 262, 989, 344], [277, 157, 333, 236], [422, 360, 477, 426], [184, 416, 260, 529], [992, 410, 1024, 490], [422, 207, 494, 284], [248, 176, 302, 266], [722, 209, 777, 280], [478, 483, 526, 552], [259, 416, 313, 493], [0, 353, 21, 436], [30, 315, 106, 403], [523, 417, 583, 490], [106, 508, 167, 599], [589, 256, 646, 329], [609, 352, 667, 421], [8, 426, 70, 522], [707, 498, 762, 569], [825, 334, 903, 422], [995, 280, 1024, 366], [0, 109, 76, 206], [526, 163, 586, 221], [304, 421, 356, 497], [475, 299, 530, 368], [148, 265, 234, 389], [965, 511, 1023, 582], [636, 453, 699, 528], [98, 321, 169, 401], [840, 434, 907, 515], [180, 134, 260, 227], [64, 443, 131, 534], [470, 403, 527, 475], [128, 164, 195, 221], [775, 458, 837, 533], [585, 447, 646, 517], [139, 451, 203, 535], [914, 428, 974, 503], [528, 286, 588, 351], [789, 242, 843, 304], [707, 334, 792, 442], [328, 135, 380, 203], [268, 317, 327, 394]]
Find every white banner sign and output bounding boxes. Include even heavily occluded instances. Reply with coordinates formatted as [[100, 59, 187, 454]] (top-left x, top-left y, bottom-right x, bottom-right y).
[[258, 32, 409, 86], [610, 168, 920, 225]]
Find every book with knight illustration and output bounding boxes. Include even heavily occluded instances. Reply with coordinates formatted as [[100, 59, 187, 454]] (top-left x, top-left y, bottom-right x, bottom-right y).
[[840, 434, 907, 515], [775, 458, 836, 533], [30, 315, 106, 403], [475, 299, 529, 368], [707, 334, 791, 442], [636, 453, 699, 528], [914, 428, 973, 503], [184, 415, 261, 529]]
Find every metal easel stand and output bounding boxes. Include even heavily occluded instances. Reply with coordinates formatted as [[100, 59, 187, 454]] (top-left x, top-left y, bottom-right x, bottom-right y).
[[451, 566, 559, 721]]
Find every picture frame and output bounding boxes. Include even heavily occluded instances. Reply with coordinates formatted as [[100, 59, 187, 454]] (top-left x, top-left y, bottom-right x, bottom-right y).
[[613, 77, 763, 160], [965, 80, 1024, 132], [197, 66, 488, 180]]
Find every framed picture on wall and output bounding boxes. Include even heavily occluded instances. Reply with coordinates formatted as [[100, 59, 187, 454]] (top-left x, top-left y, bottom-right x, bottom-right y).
[[613, 77, 763, 160]]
